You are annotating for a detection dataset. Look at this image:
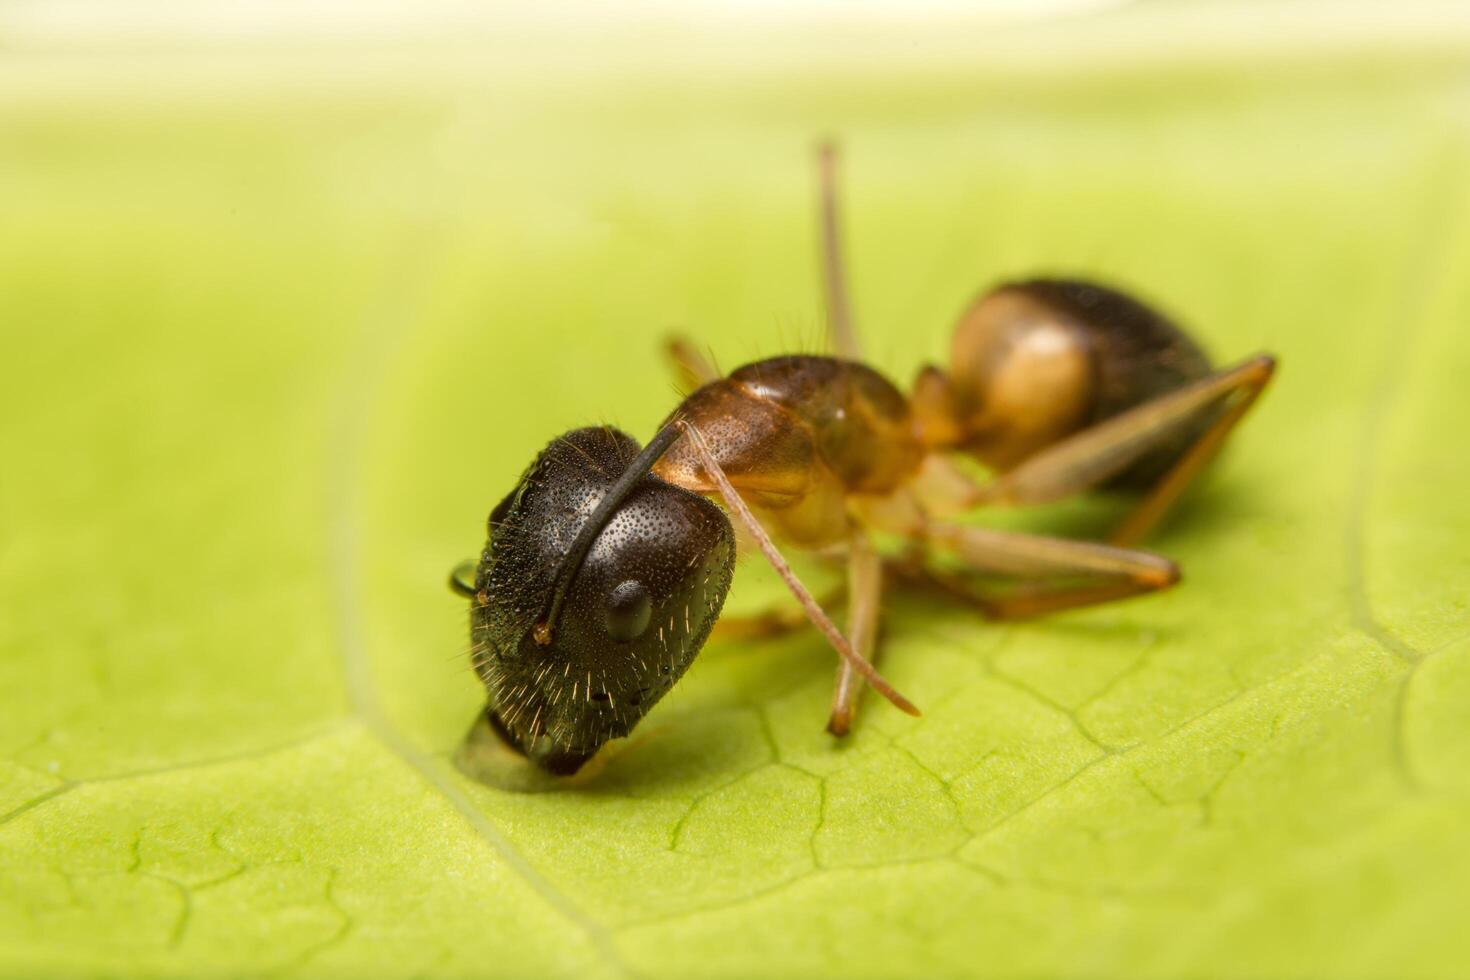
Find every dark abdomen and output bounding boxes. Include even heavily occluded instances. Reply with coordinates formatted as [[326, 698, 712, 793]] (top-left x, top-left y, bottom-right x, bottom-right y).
[[1008, 279, 1215, 487]]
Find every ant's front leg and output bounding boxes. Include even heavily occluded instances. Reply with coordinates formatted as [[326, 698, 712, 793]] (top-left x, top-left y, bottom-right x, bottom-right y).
[[664, 336, 720, 393], [675, 420, 920, 718], [827, 527, 883, 736]]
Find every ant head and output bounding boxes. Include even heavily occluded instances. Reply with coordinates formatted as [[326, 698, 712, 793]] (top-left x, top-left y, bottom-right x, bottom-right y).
[[469, 427, 734, 775]]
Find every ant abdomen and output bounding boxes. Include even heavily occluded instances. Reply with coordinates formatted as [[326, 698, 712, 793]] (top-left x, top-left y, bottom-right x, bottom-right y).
[[919, 277, 1216, 483], [470, 427, 735, 774]]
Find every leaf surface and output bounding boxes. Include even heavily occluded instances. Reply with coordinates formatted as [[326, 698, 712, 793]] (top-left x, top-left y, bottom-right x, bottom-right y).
[[2, 6, 1469, 977]]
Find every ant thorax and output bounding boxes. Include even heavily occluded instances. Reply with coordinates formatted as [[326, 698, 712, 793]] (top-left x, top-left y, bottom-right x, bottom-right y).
[[652, 355, 925, 550]]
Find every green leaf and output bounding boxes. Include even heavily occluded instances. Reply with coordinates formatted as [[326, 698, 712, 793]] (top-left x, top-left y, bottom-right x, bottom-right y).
[[3, 6, 1469, 977]]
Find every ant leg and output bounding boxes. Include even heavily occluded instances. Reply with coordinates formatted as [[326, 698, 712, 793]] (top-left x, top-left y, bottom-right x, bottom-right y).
[[968, 355, 1276, 544], [817, 140, 861, 360], [665, 335, 720, 392], [1109, 357, 1276, 546], [663, 139, 862, 388], [711, 584, 848, 642], [922, 523, 1179, 620], [675, 419, 920, 717], [827, 527, 883, 736]]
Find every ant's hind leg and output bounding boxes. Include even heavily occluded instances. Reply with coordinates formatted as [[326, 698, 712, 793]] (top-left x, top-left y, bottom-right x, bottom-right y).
[[921, 523, 1179, 620], [827, 528, 883, 736], [968, 355, 1276, 546], [1110, 356, 1276, 546], [665, 336, 720, 392]]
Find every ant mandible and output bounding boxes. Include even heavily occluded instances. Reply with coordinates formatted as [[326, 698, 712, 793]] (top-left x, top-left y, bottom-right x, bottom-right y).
[[452, 143, 1276, 775]]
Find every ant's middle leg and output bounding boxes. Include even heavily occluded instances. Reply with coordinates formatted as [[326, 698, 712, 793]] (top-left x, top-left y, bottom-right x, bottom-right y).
[[663, 140, 863, 395], [920, 522, 1179, 620], [816, 139, 861, 360]]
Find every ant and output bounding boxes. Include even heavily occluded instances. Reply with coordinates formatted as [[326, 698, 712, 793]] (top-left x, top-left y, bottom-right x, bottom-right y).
[[452, 143, 1276, 776]]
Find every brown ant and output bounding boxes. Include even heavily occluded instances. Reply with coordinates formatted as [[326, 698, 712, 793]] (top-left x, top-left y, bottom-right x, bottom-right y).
[[452, 143, 1276, 775]]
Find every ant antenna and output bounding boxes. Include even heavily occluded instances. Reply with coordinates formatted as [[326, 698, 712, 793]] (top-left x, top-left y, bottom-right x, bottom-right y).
[[532, 423, 684, 645], [448, 560, 477, 598]]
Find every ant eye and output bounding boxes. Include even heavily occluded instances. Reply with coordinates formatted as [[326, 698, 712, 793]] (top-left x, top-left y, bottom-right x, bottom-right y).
[[604, 579, 652, 642]]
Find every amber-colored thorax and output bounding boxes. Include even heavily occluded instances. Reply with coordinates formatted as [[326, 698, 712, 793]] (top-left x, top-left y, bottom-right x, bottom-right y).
[[653, 355, 926, 549]]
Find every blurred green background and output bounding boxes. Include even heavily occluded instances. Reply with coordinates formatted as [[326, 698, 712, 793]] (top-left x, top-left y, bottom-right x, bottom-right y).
[[2, 2, 1469, 977]]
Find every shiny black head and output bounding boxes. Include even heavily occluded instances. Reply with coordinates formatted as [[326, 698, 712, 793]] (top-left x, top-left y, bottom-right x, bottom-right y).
[[469, 426, 734, 775]]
